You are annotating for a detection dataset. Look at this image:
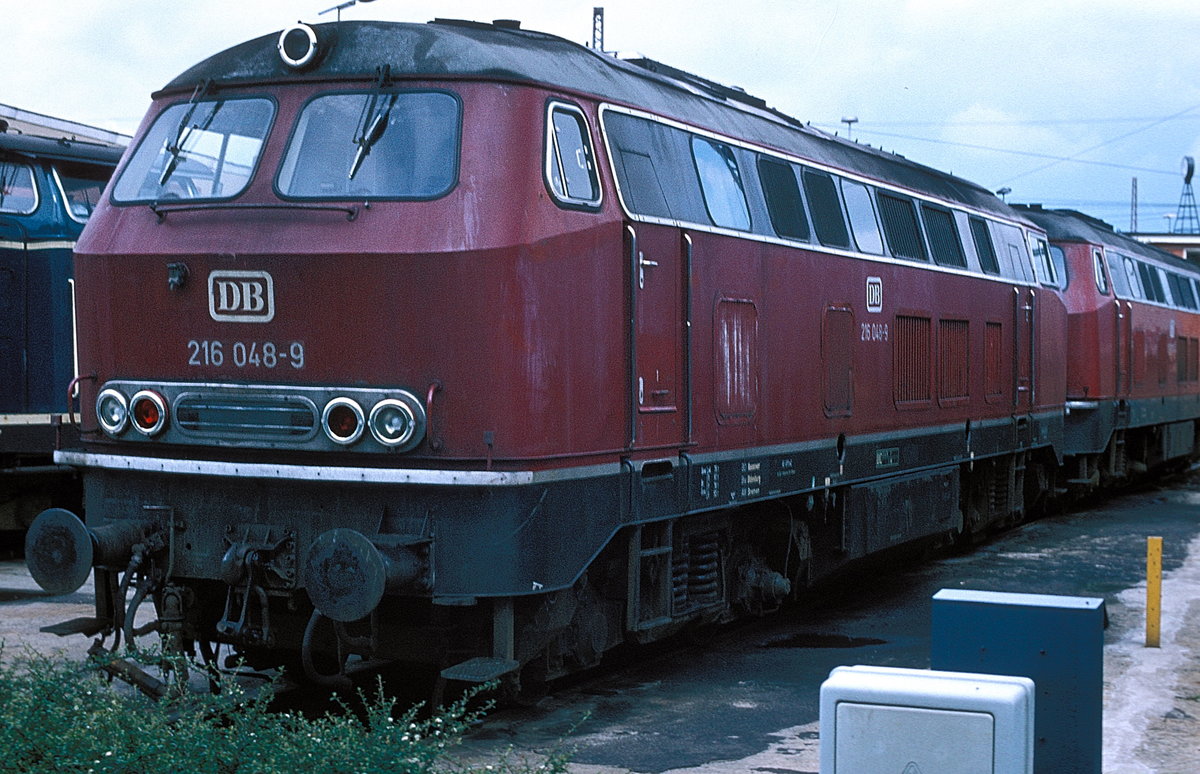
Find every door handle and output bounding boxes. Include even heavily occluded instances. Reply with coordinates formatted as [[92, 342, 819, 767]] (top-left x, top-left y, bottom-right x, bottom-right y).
[[638, 251, 658, 288]]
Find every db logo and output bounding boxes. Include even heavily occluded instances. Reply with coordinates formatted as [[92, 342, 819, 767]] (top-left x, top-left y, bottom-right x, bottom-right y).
[[208, 270, 274, 323], [866, 276, 883, 313]]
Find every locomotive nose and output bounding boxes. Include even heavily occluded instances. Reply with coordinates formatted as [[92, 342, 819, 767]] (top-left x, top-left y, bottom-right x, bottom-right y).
[[25, 508, 148, 595]]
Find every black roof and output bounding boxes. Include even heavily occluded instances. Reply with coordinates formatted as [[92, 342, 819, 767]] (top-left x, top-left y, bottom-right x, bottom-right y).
[[161, 19, 1018, 221], [0, 131, 124, 166], [1014, 205, 1192, 270]]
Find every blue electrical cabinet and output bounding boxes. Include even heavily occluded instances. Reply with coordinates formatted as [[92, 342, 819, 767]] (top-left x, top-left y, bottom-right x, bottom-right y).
[[931, 589, 1106, 774]]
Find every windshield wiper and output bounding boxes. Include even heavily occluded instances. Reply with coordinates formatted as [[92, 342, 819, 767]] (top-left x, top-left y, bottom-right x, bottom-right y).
[[0, 163, 12, 208], [348, 66, 396, 181], [348, 96, 396, 181], [159, 81, 218, 187]]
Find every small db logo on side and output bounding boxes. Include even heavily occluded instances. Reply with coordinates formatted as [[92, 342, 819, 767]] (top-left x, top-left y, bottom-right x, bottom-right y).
[[209, 271, 275, 323], [866, 276, 883, 313]]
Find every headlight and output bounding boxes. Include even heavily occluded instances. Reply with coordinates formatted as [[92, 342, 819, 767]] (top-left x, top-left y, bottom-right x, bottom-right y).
[[96, 388, 129, 435], [368, 393, 426, 451], [322, 397, 364, 444], [129, 390, 168, 436], [368, 399, 417, 447]]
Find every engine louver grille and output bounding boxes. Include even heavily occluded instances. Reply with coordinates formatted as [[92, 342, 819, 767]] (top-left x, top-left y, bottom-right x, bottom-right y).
[[175, 394, 317, 439]]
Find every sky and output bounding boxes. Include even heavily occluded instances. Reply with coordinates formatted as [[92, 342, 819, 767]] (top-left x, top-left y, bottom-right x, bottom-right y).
[[6, 0, 1200, 232]]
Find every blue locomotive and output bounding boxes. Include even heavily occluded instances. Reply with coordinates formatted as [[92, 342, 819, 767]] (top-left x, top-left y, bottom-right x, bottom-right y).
[[1, 128, 123, 539]]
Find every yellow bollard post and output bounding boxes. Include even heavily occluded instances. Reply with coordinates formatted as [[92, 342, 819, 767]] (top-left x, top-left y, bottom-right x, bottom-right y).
[[1147, 536, 1162, 648]]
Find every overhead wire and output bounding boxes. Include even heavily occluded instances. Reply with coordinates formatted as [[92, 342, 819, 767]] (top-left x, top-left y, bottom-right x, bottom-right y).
[[815, 104, 1200, 181], [828, 129, 1176, 176], [994, 102, 1200, 186]]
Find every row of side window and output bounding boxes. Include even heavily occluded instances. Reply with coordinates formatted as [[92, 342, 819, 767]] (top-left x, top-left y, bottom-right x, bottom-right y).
[[548, 103, 1066, 291], [1107, 250, 1200, 310], [596, 107, 1057, 287]]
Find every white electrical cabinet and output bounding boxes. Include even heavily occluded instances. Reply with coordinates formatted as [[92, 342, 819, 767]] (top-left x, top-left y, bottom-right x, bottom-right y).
[[819, 665, 1035, 774]]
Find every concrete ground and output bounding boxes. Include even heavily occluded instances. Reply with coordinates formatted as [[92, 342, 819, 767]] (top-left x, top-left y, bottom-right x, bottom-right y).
[[2, 494, 1199, 773]]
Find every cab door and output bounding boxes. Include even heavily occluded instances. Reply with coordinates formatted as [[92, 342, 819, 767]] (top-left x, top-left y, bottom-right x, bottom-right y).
[[626, 222, 686, 450], [0, 219, 28, 413], [1115, 298, 1133, 398], [1013, 285, 1035, 410]]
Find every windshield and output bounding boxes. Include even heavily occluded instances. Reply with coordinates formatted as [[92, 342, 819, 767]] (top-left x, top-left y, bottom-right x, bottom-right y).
[[112, 97, 274, 203], [54, 161, 113, 223], [277, 90, 460, 200]]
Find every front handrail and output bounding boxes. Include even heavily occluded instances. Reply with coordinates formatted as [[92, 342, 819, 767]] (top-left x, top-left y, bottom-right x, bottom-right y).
[[149, 201, 360, 223]]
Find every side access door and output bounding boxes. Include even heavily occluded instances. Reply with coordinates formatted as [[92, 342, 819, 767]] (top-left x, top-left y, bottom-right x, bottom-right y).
[[625, 222, 688, 451]]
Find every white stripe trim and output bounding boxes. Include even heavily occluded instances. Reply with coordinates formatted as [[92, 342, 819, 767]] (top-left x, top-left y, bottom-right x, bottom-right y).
[[52, 450, 622, 487], [0, 413, 68, 426], [0, 239, 76, 251]]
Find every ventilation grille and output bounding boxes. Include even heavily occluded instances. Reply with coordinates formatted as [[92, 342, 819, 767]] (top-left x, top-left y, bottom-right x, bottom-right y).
[[894, 315, 931, 403], [939, 319, 970, 400], [985, 322, 1004, 398]]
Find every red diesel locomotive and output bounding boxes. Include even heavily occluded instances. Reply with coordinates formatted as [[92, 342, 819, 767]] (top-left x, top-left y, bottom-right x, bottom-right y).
[[24, 19, 1200, 691], [1017, 204, 1200, 484]]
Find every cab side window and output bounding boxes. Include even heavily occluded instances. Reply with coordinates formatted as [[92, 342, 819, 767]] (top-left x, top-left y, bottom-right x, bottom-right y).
[[0, 161, 38, 214], [546, 102, 601, 207], [1092, 249, 1109, 295]]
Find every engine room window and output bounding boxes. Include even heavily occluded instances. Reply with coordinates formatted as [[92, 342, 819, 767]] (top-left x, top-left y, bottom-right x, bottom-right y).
[[921, 203, 965, 268], [877, 191, 927, 261], [757, 156, 810, 241], [1168, 272, 1197, 309], [691, 137, 750, 230], [1136, 261, 1165, 303], [1122, 256, 1144, 299], [0, 162, 37, 214], [278, 90, 460, 200], [969, 217, 1001, 275], [801, 169, 850, 249], [113, 97, 274, 202], [545, 103, 600, 207], [841, 179, 884, 255]]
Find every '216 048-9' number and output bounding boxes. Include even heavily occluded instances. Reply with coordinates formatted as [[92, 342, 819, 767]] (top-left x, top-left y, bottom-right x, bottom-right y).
[[187, 340, 305, 369], [860, 323, 889, 342]]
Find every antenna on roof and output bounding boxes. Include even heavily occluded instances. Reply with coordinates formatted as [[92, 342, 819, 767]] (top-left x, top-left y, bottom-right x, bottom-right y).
[[319, 0, 375, 22], [1174, 156, 1199, 234], [592, 7, 604, 52]]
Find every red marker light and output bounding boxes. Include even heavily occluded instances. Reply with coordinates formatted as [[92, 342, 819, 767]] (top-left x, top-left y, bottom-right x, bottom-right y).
[[322, 398, 365, 444], [328, 404, 358, 438], [134, 398, 160, 430], [129, 390, 168, 436]]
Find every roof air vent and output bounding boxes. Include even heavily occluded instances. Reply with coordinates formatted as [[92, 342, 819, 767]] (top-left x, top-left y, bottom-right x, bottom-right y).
[[493, 19, 522, 30]]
